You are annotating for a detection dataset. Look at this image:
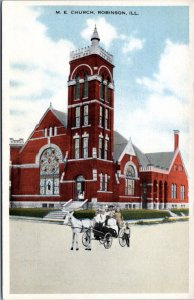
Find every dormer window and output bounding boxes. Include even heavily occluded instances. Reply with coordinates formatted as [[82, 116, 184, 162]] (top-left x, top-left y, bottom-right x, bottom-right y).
[[74, 75, 80, 100], [83, 73, 88, 98]]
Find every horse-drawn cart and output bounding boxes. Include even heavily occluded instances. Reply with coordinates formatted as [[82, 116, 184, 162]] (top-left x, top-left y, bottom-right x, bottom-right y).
[[63, 211, 131, 250], [82, 224, 131, 249]]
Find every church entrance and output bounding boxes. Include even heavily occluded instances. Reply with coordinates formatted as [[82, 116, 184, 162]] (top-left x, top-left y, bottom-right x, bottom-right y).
[[75, 176, 85, 201]]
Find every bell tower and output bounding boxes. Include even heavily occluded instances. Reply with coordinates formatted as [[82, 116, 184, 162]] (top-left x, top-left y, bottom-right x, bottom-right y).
[[67, 26, 114, 161]]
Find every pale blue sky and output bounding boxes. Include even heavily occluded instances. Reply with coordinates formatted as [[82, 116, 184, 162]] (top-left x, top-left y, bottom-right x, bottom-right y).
[[7, 4, 190, 165]]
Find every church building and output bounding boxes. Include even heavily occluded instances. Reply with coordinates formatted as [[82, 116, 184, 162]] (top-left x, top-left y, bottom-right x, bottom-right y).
[[10, 27, 189, 210]]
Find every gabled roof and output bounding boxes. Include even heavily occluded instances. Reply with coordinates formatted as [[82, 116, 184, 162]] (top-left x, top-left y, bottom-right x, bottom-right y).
[[52, 108, 67, 127], [133, 145, 150, 168], [113, 130, 175, 170], [145, 152, 174, 170], [113, 131, 128, 161]]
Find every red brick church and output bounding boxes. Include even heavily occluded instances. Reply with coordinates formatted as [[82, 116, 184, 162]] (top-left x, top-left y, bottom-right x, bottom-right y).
[[9, 26, 188, 210]]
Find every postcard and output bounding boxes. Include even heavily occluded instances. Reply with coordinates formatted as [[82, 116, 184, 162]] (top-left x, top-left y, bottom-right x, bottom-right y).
[[2, 0, 194, 299]]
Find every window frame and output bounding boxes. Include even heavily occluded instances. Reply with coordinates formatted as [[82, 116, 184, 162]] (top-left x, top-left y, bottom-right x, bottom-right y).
[[74, 138, 80, 159]]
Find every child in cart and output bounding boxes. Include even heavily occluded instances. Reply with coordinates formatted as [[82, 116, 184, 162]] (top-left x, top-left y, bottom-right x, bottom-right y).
[[124, 222, 130, 247]]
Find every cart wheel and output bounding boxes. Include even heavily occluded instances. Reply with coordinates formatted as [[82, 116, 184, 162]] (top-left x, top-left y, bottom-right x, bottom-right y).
[[82, 230, 90, 247], [104, 233, 113, 249], [119, 233, 127, 247], [99, 237, 105, 244]]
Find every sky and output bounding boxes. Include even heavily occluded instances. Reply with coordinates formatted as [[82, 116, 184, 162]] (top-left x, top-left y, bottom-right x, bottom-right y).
[[6, 2, 191, 168]]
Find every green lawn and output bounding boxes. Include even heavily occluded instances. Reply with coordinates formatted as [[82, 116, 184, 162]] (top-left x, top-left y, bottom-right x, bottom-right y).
[[9, 208, 58, 218], [9, 208, 189, 220]]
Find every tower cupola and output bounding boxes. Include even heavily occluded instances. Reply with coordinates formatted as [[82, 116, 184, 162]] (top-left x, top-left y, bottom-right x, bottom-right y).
[[91, 25, 100, 46]]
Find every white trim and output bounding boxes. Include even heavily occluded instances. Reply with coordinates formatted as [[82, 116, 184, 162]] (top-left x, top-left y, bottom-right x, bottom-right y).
[[88, 75, 101, 82], [12, 164, 38, 168], [108, 82, 114, 90], [140, 166, 169, 174], [70, 64, 93, 80], [98, 65, 113, 82], [124, 161, 138, 178], [73, 133, 80, 139], [67, 157, 113, 163], [67, 79, 76, 86], [82, 132, 89, 138], [118, 138, 136, 162], [68, 99, 113, 110], [105, 134, 109, 140], [60, 178, 97, 183], [12, 195, 60, 197], [30, 133, 67, 142], [82, 125, 92, 128], [97, 191, 113, 194], [60, 180, 74, 183], [119, 196, 141, 199]]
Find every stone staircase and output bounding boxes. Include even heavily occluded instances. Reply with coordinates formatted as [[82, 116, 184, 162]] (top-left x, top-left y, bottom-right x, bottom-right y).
[[43, 199, 88, 221], [63, 199, 88, 211], [43, 210, 67, 220]]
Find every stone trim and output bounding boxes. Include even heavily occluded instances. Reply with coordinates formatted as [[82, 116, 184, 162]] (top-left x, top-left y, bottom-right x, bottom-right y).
[[68, 99, 113, 110]]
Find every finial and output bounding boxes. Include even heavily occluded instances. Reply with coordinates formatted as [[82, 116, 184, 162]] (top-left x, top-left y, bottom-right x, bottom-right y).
[[91, 25, 100, 42], [50, 102, 52, 108]]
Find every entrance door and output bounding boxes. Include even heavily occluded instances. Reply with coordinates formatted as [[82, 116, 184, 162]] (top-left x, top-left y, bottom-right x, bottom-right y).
[[75, 176, 85, 200]]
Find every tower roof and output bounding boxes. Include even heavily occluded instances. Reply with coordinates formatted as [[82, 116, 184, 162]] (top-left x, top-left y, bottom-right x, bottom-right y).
[[91, 25, 100, 41]]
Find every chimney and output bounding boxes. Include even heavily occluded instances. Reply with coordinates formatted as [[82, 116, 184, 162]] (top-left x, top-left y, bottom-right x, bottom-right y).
[[173, 130, 179, 151]]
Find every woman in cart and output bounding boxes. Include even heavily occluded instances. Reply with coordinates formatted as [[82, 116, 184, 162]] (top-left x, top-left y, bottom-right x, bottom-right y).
[[103, 214, 118, 237]]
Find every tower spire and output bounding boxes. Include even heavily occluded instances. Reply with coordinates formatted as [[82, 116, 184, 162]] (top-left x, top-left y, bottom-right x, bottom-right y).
[[91, 25, 100, 46]]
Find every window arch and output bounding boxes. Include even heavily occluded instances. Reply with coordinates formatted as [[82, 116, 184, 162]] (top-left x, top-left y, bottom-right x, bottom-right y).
[[40, 147, 60, 195], [125, 164, 135, 196], [83, 72, 88, 98], [74, 75, 80, 100]]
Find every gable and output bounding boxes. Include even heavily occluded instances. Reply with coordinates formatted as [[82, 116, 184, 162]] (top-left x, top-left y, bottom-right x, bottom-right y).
[[36, 108, 67, 131], [168, 150, 188, 177]]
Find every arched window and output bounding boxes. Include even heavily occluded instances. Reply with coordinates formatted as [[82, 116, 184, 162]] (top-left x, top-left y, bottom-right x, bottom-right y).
[[74, 75, 80, 100], [171, 184, 177, 199], [40, 147, 60, 195], [83, 73, 88, 98], [100, 75, 105, 100], [180, 185, 185, 200], [125, 165, 135, 195]]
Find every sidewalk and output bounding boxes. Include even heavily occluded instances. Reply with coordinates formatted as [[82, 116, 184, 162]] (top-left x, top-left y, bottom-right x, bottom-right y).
[[10, 215, 188, 225]]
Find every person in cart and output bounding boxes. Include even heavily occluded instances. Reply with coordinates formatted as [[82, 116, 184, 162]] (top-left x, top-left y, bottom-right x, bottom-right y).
[[93, 209, 106, 239], [103, 213, 118, 237]]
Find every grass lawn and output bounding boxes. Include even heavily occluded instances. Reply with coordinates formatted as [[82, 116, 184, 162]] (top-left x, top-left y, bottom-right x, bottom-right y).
[[9, 208, 58, 218], [10, 208, 189, 220]]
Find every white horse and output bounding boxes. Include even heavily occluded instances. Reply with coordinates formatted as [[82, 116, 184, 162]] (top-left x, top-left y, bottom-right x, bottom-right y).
[[63, 211, 93, 251]]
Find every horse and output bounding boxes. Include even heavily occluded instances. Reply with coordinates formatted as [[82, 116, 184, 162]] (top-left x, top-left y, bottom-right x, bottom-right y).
[[63, 211, 93, 251]]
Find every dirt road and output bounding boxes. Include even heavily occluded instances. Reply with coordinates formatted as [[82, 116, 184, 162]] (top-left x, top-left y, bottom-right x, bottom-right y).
[[9, 220, 189, 295]]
